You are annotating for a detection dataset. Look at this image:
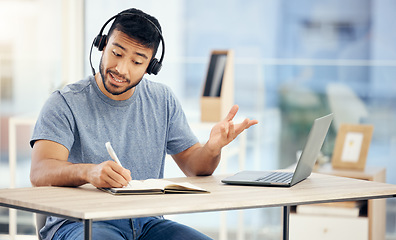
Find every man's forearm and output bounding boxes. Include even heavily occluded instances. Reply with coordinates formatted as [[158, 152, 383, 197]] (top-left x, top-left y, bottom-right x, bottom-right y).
[[30, 158, 89, 187], [173, 143, 221, 177]]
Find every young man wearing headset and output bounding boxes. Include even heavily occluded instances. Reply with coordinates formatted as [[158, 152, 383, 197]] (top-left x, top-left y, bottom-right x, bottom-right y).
[[30, 8, 257, 240]]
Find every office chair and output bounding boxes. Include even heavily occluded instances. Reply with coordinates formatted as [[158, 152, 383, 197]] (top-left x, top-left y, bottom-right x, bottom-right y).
[[35, 213, 47, 240], [326, 83, 368, 131]]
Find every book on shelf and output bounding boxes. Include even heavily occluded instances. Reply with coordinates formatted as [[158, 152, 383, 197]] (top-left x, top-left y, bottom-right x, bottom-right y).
[[100, 179, 209, 195], [296, 201, 366, 217]]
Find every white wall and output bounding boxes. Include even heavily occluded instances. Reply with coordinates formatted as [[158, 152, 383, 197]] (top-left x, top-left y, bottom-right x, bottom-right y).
[[0, 0, 62, 115]]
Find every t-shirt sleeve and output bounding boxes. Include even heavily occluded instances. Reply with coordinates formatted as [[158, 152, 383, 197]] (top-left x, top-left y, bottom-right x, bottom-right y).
[[165, 90, 199, 155], [30, 91, 75, 150]]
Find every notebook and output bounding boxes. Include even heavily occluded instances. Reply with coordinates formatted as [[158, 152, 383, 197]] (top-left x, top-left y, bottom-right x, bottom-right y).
[[222, 113, 333, 187], [99, 179, 209, 195]]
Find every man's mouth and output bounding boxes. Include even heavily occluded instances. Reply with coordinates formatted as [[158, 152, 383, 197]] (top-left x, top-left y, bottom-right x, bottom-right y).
[[109, 72, 127, 85]]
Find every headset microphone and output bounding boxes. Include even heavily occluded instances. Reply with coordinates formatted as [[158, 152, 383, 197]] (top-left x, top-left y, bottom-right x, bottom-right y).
[[89, 12, 165, 76]]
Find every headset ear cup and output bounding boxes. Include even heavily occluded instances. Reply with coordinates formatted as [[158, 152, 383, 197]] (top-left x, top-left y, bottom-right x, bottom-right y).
[[147, 58, 162, 75], [94, 34, 107, 51]]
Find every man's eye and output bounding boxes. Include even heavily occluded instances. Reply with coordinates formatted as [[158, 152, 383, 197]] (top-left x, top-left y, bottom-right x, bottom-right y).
[[133, 60, 142, 65], [112, 50, 121, 57]]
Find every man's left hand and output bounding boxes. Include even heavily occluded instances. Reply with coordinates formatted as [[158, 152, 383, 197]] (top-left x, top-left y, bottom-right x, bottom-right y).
[[206, 105, 258, 155]]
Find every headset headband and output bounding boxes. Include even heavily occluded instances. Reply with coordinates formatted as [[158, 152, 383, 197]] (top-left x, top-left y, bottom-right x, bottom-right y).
[[89, 12, 165, 76]]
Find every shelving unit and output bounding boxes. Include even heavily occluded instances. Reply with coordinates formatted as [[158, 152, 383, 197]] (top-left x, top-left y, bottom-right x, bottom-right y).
[[290, 163, 386, 240]]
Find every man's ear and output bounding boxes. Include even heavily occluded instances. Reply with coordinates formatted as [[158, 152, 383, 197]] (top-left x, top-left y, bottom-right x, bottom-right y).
[[102, 37, 108, 52]]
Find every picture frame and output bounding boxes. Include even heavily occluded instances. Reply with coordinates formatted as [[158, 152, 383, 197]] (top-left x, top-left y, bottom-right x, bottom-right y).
[[331, 124, 374, 170]]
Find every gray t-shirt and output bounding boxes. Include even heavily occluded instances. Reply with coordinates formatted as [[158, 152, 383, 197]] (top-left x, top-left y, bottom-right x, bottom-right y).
[[30, 76, 198, 239]]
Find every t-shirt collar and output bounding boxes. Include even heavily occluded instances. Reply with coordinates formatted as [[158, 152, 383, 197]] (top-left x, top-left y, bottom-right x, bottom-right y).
[[90, 75, 140, 107]]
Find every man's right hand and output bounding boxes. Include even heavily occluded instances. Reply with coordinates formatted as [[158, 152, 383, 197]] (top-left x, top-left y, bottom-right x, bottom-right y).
[[87, 161, 132, 188], [30, 140, 131, 188]]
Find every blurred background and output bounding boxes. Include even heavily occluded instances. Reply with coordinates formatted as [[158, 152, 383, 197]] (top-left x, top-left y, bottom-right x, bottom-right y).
[[1, 0, 396, 239]]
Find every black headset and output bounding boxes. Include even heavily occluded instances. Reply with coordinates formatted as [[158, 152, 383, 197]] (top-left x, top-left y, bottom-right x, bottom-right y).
[[89, 12, 165, 76]]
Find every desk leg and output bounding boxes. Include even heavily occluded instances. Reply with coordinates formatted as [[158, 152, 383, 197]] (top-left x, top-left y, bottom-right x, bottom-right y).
[[282, 206, 290, 240], [84, 220, 92, 240]]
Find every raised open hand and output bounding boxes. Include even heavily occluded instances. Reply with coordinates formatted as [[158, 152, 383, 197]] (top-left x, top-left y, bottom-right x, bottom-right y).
[[206, 105, 258, 154]]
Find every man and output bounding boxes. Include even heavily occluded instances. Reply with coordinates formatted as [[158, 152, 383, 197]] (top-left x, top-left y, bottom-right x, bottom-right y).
[[30, 8, 258, 240]]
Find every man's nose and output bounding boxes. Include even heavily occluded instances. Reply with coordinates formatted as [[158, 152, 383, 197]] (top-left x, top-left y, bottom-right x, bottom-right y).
[[115, 60, 128, 76]]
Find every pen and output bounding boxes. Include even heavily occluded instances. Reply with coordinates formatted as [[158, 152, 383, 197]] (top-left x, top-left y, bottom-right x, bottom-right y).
[[105, 142, 132, 187]]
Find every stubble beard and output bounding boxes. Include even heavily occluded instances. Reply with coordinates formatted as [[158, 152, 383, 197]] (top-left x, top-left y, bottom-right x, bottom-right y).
[[99, 57, 142, 96]]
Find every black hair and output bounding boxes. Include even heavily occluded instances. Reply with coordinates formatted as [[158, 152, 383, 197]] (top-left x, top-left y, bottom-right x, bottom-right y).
[[107, 8, 162, 58]]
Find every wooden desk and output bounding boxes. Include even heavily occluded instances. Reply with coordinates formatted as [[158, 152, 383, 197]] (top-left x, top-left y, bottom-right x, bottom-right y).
[[1, 173, 396, 240]]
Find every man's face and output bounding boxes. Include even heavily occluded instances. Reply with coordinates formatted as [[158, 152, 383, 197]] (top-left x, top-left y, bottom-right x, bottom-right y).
[[97, 29, 153, 100]]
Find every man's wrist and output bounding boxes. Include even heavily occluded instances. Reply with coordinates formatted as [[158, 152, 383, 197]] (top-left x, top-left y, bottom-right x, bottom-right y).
[[203, 141, 221, 157]]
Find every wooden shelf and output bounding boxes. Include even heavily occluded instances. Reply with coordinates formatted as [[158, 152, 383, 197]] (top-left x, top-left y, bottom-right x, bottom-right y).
[[314, 163, 386, 182], [307, 163, 386, 240]]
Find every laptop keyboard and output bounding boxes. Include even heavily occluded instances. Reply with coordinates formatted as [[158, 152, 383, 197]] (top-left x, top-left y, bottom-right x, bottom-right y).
[[256, 172, 293, 183]]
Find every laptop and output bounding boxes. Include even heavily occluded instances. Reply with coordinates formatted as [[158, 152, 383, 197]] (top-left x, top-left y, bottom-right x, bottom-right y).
[[222, 113, 333, 187]]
